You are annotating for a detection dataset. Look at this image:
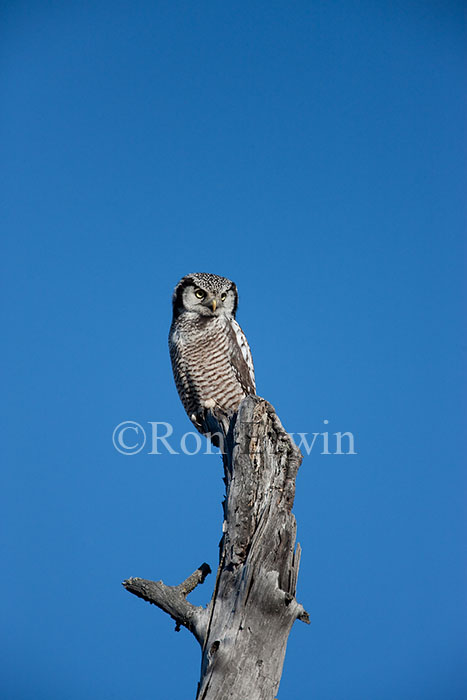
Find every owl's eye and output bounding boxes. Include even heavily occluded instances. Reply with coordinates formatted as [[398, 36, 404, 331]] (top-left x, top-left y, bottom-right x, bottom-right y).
[[194, 289, 206, 300], [220, 292, 227, 302]]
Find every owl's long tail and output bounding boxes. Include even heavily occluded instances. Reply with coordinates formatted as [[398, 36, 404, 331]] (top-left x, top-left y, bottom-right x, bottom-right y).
[[201, 406, 233, 453]]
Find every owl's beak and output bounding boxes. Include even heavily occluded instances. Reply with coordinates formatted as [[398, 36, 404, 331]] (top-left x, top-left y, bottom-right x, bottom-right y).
[[202, 296, 217, 312]]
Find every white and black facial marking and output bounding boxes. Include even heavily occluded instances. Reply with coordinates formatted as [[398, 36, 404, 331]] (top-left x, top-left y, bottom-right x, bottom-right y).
[[172, 272, 238, 320]]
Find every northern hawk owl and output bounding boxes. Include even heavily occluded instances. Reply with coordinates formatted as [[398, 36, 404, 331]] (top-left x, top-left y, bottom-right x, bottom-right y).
[[169, 272, 256, 438]]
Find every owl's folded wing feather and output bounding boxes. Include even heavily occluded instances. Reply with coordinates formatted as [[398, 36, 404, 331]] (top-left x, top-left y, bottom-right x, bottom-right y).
[[228, 319, 256, 396]]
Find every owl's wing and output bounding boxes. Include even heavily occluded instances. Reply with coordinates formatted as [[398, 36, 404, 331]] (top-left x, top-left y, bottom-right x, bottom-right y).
[[229, 319, 256, 395]]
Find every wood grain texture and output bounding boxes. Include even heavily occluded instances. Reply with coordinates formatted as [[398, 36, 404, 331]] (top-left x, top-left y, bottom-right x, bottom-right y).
[[124, 396, 308, 700]]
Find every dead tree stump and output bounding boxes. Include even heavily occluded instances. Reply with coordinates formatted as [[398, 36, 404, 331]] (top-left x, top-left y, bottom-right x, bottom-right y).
[[123, 396, 309, 699]]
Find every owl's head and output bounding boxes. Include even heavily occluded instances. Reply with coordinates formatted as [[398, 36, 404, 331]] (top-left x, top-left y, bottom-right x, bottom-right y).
[[172, 273, 238, 320]]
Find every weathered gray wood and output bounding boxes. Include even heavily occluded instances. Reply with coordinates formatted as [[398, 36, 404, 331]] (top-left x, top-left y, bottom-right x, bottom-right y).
[[124, 396, 308, 699], [123, 563, 212, 644]]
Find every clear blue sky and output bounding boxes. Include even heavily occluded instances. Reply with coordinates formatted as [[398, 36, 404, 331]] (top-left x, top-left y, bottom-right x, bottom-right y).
[[1, 2, 465, 698]]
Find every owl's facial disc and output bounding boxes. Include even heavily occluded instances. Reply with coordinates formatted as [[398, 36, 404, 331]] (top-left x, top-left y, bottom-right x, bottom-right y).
[[173, 274, 239, 320], [179, 281, 237, 318]]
